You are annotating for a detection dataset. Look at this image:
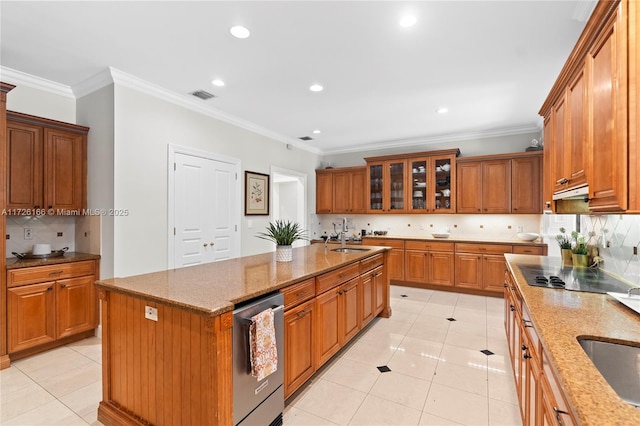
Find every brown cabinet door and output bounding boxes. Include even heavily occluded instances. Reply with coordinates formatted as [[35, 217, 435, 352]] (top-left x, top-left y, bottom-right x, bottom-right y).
[[454, 253, 482, 289], [404, 250, 427, 283], [387, 248, 405, 281], [372, 266, 385, 315], [367, 162, 384, 213], [567, 65, 589, 190], [432, 155, 456, 213], [350, 168, 367, 214], [333, 171, 351, 213], [482, 159, 511, 213], [341, 278, 360, 343], [7, 281, 56, 352], [456, 162, 483, 213], [512, 156, 542, 214], [482, 255, 507, 293], [44, 128, 85, 211], [587, 4, 628, 211], [6, 121, 43, 210], [56, 275, 97, 339], [429, 251, 454, 286], [360, 273, 374, 326], [315, 288, 341, 368], [552, 96, 568, 193], [316, 171, 333, 214], [542, 115, 554, 211], [284, 299, 315, 398], [408, 158, 429, 212]]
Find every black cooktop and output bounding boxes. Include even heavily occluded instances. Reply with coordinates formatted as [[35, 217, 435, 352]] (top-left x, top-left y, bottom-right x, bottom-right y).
[[519, 264, 633, 294]]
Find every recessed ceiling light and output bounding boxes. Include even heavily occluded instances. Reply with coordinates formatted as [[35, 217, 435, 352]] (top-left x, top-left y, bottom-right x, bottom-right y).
[[399, 15, 417, 28], [309, 84, 323, 92], [436, 107, 449, 114], [211, 79, 225, 87], [313, 129, 321, 134], [230, 26, 250, 39]]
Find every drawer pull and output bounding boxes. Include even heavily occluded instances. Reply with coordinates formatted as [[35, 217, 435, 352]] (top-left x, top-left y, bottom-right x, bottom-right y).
[[521, 344, 528, 351], [47, 287, 53, 291], [553, 407, 569, 425], [295, 291, 307, 298], [522, 319, 533, 328], [297, 309, 310, 318], [510, 305, 515, 312], [523, 353, 532, 360], [49, 270, 64, 276]]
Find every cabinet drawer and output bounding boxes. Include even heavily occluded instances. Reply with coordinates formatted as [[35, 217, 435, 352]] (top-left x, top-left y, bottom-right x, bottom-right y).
[[513, 245, 545, 255], [360, 254, 384, 273], [455, 243, 512, 255], [281, 278, 316, 310], [316, 263, 360, 295], [8, 260, 96, 288], [405, 241, 454, 252], [362, 238, 404, 249]]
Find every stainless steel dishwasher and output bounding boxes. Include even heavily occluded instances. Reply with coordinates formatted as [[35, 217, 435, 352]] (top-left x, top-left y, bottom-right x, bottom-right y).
[[233, 292, 285, 426]]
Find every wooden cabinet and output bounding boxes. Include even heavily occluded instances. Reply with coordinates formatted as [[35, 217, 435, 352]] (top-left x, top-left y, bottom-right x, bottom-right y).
[[504, 270, 578, 426], [367, 159, 407, 213], [359, 254, 384, 327], [540, 0, 638, 213], [454, 243, 511, 293], [362, 238, 404, 282], [457, 153, 541, 214], [316, 170, 333, 214], [407, 153, 457, 213], [6, 112, 88, 214], [404, 241, 454, 286], [283, 298, 315, 398], [333, 167, 367, 214], [6, 260, 98, 355]]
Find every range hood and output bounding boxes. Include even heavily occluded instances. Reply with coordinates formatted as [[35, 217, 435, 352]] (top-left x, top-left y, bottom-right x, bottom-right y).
[[553, 185, 589, 201]]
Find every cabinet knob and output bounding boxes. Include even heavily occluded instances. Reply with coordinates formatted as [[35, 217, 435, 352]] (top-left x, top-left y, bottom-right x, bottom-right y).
[[34, 205, 40, 209], [48, 205, 53, 209], [47, 287, 53, 291], [521, 344, 528, 351], [210, 242, 215, 246], [60, 284, 67, 289], [523, 353, 532, 360], [203, 243, 208, 247]]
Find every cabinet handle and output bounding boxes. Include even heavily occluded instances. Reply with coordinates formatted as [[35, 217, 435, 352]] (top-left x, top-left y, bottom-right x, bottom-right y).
[[556, 178, 569, 185], [523, 353, 532, 360], [522, 319, 533, 328], [553, 407, 569, 425], [60, 284, 67, 289], [204, 243, 208, 247], [521, 344, 528, 351], [343, 287, 349, 293], [47, 287, 53, 291], [514, 208, 518, 211], [34, 205, 40, 209], [338, 290, 343, 295], [297, 309, 310, 318], [210, 242, 215, 246], [295, 291, 307, 297], [510, 305, 515, 312], [48, 205, 53, 209], [49, 270, 63, 276]]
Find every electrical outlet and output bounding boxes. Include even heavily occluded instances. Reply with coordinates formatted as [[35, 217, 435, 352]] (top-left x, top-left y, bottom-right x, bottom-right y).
[[145, 306, 158, 322], [24, 228, 33, 240], [516, 225, 524, 233]]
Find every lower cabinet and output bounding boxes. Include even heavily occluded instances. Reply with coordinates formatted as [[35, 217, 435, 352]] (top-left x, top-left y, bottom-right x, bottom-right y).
[[455, 243, 512, 293], [504, 270, 577, 426], [7, 260, 98, 355], [283, 299, 315, 398], [362, 238, 404, 281], [404, 241, 454, 286]]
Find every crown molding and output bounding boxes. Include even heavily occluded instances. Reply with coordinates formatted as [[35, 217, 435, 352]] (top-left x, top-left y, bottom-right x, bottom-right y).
[[0, 66, 75, 98], [322, 123, 542, 156]]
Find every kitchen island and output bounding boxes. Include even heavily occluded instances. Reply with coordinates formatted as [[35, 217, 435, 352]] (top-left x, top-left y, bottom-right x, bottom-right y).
[[505, 254, 640, 425], [95, 244, 390, 426]]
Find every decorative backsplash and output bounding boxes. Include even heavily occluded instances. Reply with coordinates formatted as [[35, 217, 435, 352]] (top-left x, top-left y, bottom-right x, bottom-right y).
[[6, 215, 76, 256]]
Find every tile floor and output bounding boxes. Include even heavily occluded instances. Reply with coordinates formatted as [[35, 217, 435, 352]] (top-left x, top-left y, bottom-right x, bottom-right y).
[[284, 286, 522, 425], [0, 285, 521, 426]]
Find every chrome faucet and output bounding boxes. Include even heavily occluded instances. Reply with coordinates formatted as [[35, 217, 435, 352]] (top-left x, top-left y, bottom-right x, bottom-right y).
[[341, 217, 348, 248], [628, 287, 640, 297]]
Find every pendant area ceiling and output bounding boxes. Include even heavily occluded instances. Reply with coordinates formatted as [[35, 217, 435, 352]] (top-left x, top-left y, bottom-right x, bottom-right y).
[[0, 1, 594, 154]]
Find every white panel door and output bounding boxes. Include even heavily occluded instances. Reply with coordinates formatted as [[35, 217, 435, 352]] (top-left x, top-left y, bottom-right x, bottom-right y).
[[174, 153, 238, 267]]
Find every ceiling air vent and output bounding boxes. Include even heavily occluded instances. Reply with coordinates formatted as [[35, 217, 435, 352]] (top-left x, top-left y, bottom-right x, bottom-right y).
[[298, 136, 313, 141], [190, 90, 216, 100]]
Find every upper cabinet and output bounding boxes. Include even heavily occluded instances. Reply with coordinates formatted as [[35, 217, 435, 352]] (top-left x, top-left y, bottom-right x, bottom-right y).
[[315, 167, 367, 214], [457, 153, 541, 214], [540, 0, 638, 213], [6, 111, 88, 214], [365, 149, 459, 214]]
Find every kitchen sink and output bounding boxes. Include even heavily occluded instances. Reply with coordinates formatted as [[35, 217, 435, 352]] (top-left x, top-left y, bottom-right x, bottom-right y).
[[331, 248, 371, 253], [577, 338, 640, 408]]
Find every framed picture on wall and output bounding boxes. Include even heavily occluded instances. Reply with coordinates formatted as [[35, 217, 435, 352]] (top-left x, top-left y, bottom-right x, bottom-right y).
[[245, 171, 270, 215]]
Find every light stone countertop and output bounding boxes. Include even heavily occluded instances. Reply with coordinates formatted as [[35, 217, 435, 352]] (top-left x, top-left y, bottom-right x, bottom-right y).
[[6, 252, 101, 269], [95, 244, 389, 316], [505, 254, 640, 426]]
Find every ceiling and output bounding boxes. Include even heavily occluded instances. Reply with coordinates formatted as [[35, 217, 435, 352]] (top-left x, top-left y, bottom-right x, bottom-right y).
[[0, 1, 595, 155]]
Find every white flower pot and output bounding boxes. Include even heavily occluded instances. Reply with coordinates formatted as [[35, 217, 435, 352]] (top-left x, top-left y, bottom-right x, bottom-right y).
[[276, 245, 292, 262]]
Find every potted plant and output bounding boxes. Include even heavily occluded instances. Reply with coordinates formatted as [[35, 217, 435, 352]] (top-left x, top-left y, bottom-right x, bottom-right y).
[[571, 231, 589, 267], [257, 220, 308, 262], [556, 227, 573, 266]]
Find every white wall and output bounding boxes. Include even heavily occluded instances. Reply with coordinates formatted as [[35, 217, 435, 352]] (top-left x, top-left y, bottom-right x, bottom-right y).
[[111, 85, 321, 277], [5, 84, 75, 122], [322, 131, 541, 168]]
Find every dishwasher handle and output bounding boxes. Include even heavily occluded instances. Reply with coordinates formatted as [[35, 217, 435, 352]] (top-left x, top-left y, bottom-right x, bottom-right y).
[[241, 305, 284, 325]]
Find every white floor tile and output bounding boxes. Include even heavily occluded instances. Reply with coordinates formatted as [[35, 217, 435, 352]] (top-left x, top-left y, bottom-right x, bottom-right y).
[[284, 406, 339, 425], [488, 371, 520, 405], [38, 361, 102, 398], [396, 336, 443, 360], [387, 351, 438, 381], [439, 344, 490, 369], [423, 382, 489, 425], [1, 384, 57, 422], [433, 362, 488, 396], [369, 371, 430, 410], [2, 399, 88, 425], [294, 379, 367, 425], [349, 394, 422, 425], [59, 381, 102, 419], [489, 398, 522, 426], [321, 357, 381, 393], [444, 329, 488, 351], [419, 412, 464, 425]]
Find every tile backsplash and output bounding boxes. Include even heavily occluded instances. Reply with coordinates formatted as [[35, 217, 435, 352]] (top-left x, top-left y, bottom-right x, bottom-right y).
[[6, 215, 76, 255]]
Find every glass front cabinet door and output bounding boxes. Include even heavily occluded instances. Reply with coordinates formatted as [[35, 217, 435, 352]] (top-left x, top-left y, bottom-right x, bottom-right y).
[[432, 154, 456, 213], [408, 158, 428, 212], [367, 160, 407, 213], [408, 154, 456, 213]]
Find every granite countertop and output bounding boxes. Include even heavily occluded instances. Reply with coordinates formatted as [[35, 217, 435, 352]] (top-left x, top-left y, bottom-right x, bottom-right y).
[[6, 252, 101, 270], [95, 244, 389, 316], [505, 254, 640, 426], [363, 234, 548, 247]]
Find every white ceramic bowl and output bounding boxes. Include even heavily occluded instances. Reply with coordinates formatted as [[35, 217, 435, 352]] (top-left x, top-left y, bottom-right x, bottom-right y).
[[441, 164, 451, 172], [517, 233, 540, 242], [432, 232, 451, 239], [32, 244, 51, 255]]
